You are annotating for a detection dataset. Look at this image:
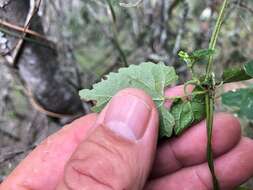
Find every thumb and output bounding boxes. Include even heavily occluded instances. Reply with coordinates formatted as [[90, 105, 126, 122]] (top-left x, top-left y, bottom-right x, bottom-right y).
[[57, 88, 159, 190]]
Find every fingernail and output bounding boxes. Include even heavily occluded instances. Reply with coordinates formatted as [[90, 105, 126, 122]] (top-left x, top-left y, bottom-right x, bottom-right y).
[[104, 93, 151, 140]]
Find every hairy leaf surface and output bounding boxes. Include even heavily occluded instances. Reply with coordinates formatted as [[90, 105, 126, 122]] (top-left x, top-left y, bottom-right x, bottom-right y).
[[170, 87, 206, 135], [171, 100, 194, 135], [79, 62, 178, 137]]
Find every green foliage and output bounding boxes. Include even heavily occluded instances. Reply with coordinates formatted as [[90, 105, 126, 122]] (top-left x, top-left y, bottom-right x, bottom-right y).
[[222, 60, 253, 83], [170, 87, 206, 135], [222, 87, 253, 121], [178, 49, 215, 67], [191, 94, 206, 122], [171, 100, 194, 135], [79, 62, 178, 137], [178, 51, 192, 65], [159, 107, 175, 138], [244, 60, 253, 77], [79, 1, 253, 189], [79, 62, 209, 138], [192, 49, 215, 59]]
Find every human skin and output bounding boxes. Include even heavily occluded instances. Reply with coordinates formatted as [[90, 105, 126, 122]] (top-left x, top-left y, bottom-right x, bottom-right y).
[[1, 86, 253, 190]]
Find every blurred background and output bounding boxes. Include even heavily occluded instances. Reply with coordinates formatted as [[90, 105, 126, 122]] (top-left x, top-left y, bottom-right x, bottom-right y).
[[0, 0, 253, 187]]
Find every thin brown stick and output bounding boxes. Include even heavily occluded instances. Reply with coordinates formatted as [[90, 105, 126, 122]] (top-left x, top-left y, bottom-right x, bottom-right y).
[[7, 0, 42, 66], [0, 19, 52, 43]]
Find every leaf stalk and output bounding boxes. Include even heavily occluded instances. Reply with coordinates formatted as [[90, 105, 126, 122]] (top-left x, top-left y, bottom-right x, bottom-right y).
[[164, 90, 207, 100]]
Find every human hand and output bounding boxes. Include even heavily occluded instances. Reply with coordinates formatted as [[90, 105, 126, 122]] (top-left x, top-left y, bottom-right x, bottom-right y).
[[1, 87, 253, 190], [146, 86, 253, 190]]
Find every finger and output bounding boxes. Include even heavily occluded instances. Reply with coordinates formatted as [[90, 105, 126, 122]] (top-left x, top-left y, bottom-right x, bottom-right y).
[[56, 88, 159, 190], [151, 85, 241, 178], [145, 137, 253, 190], [151, 112, 241, 178], [164, 85, 194, 108], [0, 114, 97, 190]]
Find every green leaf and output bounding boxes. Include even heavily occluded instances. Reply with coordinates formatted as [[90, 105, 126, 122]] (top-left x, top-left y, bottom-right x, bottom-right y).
[[191, 101, 206, 122], [159, 107, 175, 138], [191, 87, 206, 122], [222, 60, 253, 83], [222, 67, 251, 83], [222, 87, 253, 121], [192, 49, 215, 60], [178, 49, 215, 68], [170, 86, 206, 135], [244, 60, 253, 77], [171, 100, 194, 135], [79, 62, 178, 138]]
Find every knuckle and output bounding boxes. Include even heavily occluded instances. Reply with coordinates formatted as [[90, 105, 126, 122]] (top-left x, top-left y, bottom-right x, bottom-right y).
[[64, 159, 114, 190], [64, 137, 134, 190]]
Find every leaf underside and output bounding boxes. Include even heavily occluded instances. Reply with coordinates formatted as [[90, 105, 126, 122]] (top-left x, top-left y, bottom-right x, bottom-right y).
[[79, 62, 178, 138]]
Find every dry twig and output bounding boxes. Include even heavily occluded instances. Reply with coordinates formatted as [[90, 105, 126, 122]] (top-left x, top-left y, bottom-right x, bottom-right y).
[[5, 0, 42, 66], [0, 19, 55, 46]]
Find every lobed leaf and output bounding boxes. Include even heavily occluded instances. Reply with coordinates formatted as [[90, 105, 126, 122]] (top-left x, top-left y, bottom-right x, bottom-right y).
[[170, 87, 206, 135], [79, 62, 178, 138], [171, 100, 194, 135]]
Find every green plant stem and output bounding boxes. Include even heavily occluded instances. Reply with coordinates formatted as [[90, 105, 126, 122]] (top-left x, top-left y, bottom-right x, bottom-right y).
[[164, 90, 207, 100], [204, 1, 229, 189], [205, 93, 220, 190], [205, 0, 229, 77]]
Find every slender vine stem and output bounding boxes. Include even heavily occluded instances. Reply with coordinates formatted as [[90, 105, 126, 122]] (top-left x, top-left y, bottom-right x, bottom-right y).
[[206, 0, 229, 77], [204, 1, 229, 190], [205, 93, 220, 190], [164, 90, 207, 100]]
